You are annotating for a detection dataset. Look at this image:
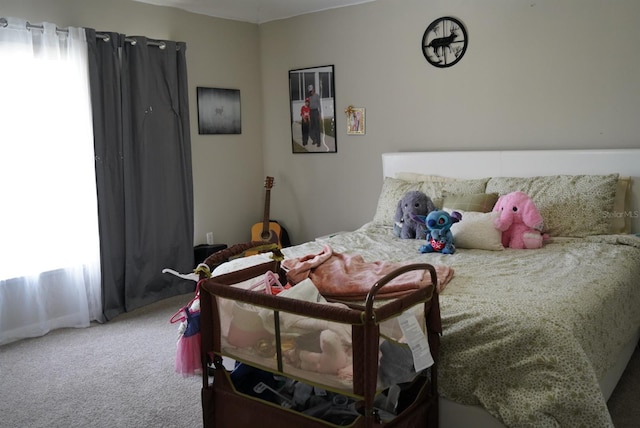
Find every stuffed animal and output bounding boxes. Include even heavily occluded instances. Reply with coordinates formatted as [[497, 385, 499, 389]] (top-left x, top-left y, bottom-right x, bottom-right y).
[[492, 191, 546, 249], [293, 329, 349, 375], [257, 279, 353, 378], [413, 210, 462, 254], [393, 190, 436, 239]]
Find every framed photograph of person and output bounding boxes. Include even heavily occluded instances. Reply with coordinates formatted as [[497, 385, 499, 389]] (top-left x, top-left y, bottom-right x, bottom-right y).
[[346, 107, 365, 135], [288, 65, 337, 153], [197, 87, 241, 135]]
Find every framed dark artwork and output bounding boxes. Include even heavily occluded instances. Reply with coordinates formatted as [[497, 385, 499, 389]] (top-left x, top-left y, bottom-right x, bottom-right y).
[[288, 65, 337, 153], [197, 87, 241, 135]]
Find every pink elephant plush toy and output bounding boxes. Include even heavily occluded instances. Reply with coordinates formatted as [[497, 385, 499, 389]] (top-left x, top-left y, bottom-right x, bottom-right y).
[[492, 191, 546, 249]]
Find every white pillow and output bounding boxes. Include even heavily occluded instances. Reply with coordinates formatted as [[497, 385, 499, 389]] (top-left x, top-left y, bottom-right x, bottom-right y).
[[445, 209, 504, 251]]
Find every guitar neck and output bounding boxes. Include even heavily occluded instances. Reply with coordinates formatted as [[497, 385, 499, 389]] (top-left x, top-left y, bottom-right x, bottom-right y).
[[261, 189, 271, 238]]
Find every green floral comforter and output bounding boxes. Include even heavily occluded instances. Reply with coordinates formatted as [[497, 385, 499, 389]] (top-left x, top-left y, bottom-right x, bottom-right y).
[[275, 224, 640, 428]]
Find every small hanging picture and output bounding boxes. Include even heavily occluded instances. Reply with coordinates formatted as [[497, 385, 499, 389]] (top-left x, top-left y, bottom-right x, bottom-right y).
[[346, 107, 365, 135]]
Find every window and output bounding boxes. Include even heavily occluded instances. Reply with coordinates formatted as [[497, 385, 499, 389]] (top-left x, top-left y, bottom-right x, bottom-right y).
[[0, 20, 101, 345]]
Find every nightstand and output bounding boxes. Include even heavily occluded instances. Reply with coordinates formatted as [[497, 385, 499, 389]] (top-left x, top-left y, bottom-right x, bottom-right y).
[[194, 244, 228, 268]]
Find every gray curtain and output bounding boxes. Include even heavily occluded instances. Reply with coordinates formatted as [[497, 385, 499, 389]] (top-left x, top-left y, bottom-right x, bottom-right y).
[[86, 30, 194, 320]]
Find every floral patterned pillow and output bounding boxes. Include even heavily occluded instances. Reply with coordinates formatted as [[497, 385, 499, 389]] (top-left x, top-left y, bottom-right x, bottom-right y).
[[372, 176, 488, 225], [372, 177, 423, 225], [485, 174, 619, 237], [610, 177, 631, 234]]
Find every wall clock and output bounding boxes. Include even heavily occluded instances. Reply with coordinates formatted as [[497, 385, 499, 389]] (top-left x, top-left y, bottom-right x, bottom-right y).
[[422, 17, 468, 68]]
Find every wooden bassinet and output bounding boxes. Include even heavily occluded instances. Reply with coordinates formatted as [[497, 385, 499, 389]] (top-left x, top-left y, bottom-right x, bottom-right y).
[[198, 242, 442, 427]]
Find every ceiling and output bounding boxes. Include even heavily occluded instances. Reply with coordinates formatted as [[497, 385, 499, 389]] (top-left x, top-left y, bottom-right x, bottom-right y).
[[131, 0, 376, 24]]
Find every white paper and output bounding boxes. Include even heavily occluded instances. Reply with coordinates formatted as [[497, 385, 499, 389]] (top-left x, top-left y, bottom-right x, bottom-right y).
[[398, 310, 434, 372]]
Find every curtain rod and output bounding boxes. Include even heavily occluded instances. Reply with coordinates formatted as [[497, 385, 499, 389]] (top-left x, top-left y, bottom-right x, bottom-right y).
[[0, 17, 177, 50]]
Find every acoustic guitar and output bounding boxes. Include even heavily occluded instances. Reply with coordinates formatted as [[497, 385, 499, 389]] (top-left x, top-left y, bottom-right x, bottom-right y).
[[250, 176, 289, 249]]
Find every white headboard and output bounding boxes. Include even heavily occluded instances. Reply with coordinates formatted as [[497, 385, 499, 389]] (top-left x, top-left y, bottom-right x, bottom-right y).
[[382, 149, 640, 234]]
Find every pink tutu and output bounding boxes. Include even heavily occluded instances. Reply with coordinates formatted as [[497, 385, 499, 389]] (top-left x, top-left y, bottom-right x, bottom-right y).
[[175, 332, 202, 377], [174, 306, 202, 377]]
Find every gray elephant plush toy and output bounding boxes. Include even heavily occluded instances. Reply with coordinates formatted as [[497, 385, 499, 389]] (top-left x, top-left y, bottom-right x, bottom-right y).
[[393, 190, 437, 239]]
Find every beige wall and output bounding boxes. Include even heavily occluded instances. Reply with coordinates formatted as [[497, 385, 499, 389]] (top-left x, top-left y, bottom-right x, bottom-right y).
[[2, 0, 264, 248], [4, 0, 640, 247], [261, 0, 640, 243]]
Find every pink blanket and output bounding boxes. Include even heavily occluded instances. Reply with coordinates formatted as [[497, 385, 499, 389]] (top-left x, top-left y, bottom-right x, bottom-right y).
[[282, 245, 453, 300]]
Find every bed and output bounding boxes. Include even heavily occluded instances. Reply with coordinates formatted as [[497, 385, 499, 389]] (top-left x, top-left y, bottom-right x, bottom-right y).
[[204, 149, 640, 428]]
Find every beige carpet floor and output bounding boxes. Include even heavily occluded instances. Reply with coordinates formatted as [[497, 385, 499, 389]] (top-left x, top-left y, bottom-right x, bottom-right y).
[[0, 293, 637, 428]]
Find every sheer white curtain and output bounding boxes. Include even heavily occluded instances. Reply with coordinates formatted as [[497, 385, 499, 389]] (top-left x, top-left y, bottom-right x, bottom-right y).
[[0, 18, 102, 345]]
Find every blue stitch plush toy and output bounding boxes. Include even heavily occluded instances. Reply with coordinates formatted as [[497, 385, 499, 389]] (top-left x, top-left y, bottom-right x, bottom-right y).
[[412, 210, 462, 254]]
